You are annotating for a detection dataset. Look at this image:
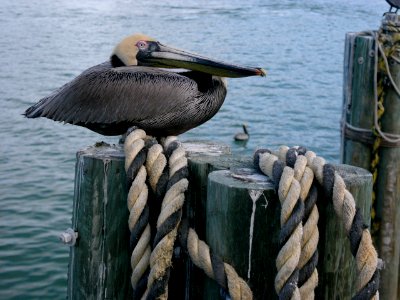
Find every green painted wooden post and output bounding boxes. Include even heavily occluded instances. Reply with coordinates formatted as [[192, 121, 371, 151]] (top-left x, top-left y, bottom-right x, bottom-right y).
[[182, 142, 254, 300], [68, 144, 131, 299], [341, 32, 375, 169], [206, 168, 278, 299], [375, 14, 400, 299]]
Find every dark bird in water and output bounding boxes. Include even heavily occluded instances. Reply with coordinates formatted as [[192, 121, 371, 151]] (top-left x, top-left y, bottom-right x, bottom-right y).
[[25, 34, 265, 137], [234, 124, 249, 141], [386, 0, 400, 12]]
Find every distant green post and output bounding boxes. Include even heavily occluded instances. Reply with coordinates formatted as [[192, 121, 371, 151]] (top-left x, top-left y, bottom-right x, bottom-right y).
[[340, 32, 375, 169], [341, 13, 400, 299]]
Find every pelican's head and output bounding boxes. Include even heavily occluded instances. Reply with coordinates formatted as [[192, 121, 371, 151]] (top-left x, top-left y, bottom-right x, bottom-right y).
[[111, 34, 155, 67], [111, 33, 266, 78]]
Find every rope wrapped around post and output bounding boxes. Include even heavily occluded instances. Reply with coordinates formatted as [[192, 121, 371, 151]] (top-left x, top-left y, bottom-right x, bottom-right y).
[[142, 137, 189, 299], [124, 128, 157, 297], [253, 146, 318, 300], [284, 146, 319, 300], [124, 128, 253, 299], [254, 146, 381, 300]]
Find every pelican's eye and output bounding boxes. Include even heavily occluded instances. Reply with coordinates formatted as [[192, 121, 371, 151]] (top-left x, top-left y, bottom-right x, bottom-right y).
[[136, 41, 148, 50]]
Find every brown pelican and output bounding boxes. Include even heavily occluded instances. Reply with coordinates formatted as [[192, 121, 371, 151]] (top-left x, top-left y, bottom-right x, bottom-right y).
[[234, 124, 249, 141], [25, 34, 265, 136]]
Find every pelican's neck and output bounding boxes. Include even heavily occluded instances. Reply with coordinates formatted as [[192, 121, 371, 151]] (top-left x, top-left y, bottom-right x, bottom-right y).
[[110, 55, 126, 68], [242, 124, 248, 135]]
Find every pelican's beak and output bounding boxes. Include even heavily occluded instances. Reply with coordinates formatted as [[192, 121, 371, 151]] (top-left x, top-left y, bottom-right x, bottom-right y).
[[137, 41, 266, 78]]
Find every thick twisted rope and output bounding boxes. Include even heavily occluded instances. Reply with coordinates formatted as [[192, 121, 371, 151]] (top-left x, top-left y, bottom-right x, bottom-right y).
[[273, 160, 303, 300], [285, 147, 319, 300], [142, 138, 189, 299], [255, 147, 380, 299], [254, 146, 318, 300], [178, 220, 253, 300], [124, 129, 155, 297], [146, 143, 169, 199]]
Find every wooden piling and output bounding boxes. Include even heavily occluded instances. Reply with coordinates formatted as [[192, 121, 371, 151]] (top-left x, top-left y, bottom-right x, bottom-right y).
[[67, 143, 130, 299], [181, 141, 255, 299], [340, 32, 375, 169], [206, 168, 277, 299], [341, 14, 400, 299], [375, 15, 400, 299]]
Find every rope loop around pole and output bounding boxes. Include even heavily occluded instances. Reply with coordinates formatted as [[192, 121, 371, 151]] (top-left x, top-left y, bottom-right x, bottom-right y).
[[257, 147, 319, 300], [254, 147, 381, 300], [142, 137, 188, 299], [124, 128, 154, 297]]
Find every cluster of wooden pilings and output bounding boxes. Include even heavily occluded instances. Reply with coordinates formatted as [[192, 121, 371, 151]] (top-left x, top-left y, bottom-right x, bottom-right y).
[[63, 13, 400, 300], [66, 141, 372, 299]]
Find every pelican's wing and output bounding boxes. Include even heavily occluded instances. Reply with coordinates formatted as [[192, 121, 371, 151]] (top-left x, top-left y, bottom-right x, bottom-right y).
[[25, 62, 199, 125]]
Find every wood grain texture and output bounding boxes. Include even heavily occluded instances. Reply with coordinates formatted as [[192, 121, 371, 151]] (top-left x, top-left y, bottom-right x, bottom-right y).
[[206, 168, 279, 299], [376, 18, 400, 298], [341, 33, 375, 169], [68, 144, 131, 299]]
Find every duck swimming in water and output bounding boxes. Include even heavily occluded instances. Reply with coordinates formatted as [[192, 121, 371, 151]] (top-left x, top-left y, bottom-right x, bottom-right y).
[[234, 124, 249, 141]]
